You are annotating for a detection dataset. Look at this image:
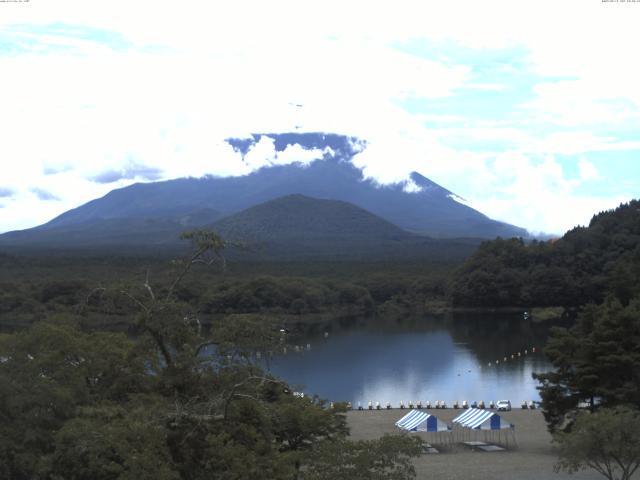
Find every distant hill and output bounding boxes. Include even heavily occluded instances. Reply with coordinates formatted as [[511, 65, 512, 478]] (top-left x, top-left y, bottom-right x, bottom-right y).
[[213, 194, 407, 242], [209, 194, 480, 260]]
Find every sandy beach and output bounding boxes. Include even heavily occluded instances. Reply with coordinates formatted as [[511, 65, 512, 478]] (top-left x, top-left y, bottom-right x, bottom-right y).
[[347, 408, 628, 480]]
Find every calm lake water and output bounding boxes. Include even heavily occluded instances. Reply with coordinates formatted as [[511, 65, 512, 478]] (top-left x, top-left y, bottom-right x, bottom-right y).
[[267, 314, 553, 406]]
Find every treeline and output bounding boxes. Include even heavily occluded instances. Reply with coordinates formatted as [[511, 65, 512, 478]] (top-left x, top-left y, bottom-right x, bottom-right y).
[[451, 200, 640, 308], [0, 254, 455, 331]]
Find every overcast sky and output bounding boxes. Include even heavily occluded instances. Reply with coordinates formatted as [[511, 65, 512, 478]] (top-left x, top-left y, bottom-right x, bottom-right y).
[[1, 0, 638, 235]]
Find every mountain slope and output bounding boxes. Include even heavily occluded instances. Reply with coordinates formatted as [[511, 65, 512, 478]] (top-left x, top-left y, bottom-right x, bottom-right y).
[[27, 133, 525, 239], [0, 133, 527, 253], [212, 194, 408, 242], [209, 194, 478, 261]]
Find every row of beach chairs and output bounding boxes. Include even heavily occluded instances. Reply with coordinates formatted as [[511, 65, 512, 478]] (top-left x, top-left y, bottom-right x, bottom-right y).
[[339, 400, 537, 410]]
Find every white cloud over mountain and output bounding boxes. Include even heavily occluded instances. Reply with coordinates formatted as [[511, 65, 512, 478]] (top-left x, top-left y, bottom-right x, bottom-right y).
[[0, 0, 638, 234]]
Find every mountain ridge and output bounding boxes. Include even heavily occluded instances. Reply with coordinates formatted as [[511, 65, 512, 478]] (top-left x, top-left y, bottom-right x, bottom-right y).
[[0, 132, 527, 253]]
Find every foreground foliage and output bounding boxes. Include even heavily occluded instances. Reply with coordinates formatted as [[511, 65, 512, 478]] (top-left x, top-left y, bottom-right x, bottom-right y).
[[302, 434, 423, 480], [534, 297, 640, 432], [554, 406, 640, 480], [0, 231, 421, 479]]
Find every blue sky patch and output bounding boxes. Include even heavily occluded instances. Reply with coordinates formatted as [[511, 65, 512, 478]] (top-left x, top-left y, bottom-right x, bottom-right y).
[[0, 23, 133, 56]]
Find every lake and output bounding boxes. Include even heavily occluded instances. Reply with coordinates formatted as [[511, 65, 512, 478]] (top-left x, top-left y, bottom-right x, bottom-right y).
[[267, 313, 553, 407]]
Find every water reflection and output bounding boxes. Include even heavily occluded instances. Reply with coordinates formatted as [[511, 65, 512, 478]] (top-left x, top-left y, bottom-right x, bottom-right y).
[[268, 314, 553, 405]]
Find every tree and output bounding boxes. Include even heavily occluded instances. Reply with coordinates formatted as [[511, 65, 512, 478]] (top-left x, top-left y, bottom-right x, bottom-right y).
[[1, 230, 422, 479], [301, 434, 423, 480], [0, 317, 146, 480], [534, 296, 640, 432], [554, 406, 640, 480]]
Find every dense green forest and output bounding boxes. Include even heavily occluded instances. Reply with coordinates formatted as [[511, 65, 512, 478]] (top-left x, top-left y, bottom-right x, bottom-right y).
[[2, 201, 639, 335], [451, 200, 640, 308], [1, 202, 639, 478], [0, 232, 424, 479], [0, 251, 455, 333]]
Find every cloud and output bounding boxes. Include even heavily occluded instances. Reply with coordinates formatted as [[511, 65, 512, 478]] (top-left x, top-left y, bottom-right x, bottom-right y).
[[0, 188, 14, 198], [90, 163, 163, 184], [30, 188, 60, 201], [577, 158, 600, 182], [0, 1, 638, 234]]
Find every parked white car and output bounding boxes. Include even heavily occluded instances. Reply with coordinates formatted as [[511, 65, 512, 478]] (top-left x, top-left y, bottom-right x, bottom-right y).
[[496, 400, 512, 411]]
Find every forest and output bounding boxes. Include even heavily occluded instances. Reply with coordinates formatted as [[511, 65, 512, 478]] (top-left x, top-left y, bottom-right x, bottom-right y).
[[1, 201, 639, 478]]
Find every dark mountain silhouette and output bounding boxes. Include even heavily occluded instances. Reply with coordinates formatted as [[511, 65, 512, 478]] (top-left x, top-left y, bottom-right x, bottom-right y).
[[0, 132, 526, 254], [0, 194, 480, 260], [210, 194, 480, 261], [213, 194, 407, 241]]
